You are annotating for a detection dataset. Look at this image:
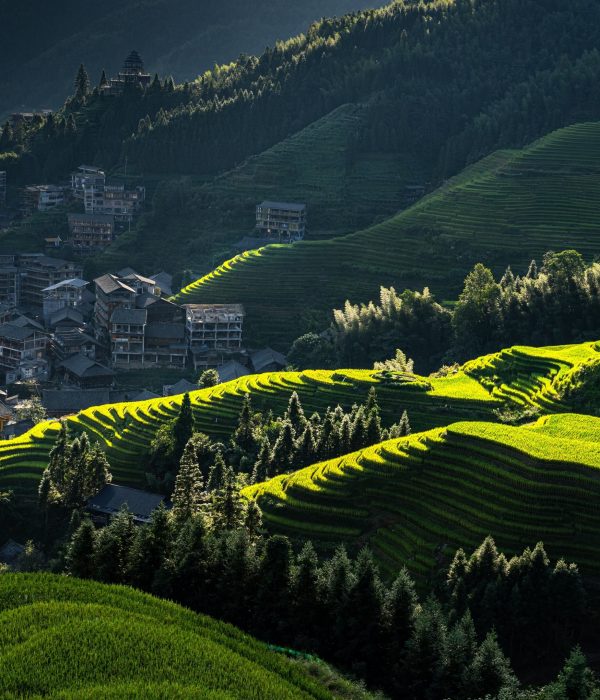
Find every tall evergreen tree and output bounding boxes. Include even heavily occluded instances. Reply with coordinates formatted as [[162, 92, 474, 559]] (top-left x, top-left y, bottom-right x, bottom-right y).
[[172, 438, 204, 522], [173, 393, 194, 456], [285, 391, 307, 434], [67, 519, 96, 579], [74, 63, 90, 100]]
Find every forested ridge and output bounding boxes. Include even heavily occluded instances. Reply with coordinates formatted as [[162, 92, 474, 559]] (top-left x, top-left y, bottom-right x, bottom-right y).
[[0, 0, 368, 120]]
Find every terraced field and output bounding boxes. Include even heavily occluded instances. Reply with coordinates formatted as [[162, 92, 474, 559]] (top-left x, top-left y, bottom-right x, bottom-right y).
[[91, 102, 422, 274], [0, 574, 339, 699], [0, 367, 499, 497], [243, 413, 600, 579], [1, 340, 597, 500], [174, 121, 600, 348]]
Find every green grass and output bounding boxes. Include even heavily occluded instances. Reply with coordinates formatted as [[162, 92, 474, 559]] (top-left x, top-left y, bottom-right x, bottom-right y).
[[174, 121, 600, 348], [1, 340, 598, 498], [0, 573, 341, 699], [243, 412, 600, 579]]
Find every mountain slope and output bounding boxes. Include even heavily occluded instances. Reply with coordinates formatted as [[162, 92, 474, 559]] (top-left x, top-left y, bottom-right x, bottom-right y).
[[1, 339, 597, 498], [0, 0, 370, 120], [0, 573, 337, 698], [175, 121, 600, 348], [243, 412, 600, 578]]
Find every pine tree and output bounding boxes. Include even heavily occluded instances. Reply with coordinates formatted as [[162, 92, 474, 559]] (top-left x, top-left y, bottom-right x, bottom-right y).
[[338, 415, 352, 454], [244, 500, 263, 540], [465, 631, 518, 698], [527, 259, 538, 279], [99, 69, 108, 88], [174, 393, 194, 456], [365, 408, 382, 446], [172, 438, 204, 522], [232, 393, 256, 455], [67, 520, 96, 579], [398, 410, 411, 436], [94, 507, 135, 584], [127, 505, 172, 591], [74, 63, 90, 100], [207, 451, 227, 492], [290, 541, 321, 647], [251, 438, 272, 483], [351, 406, 368, 451], [386, 567, 418, 656], [213, 467, 244, 530], [285, 391, 306, 434], [84, 443, 112, 499], [366, 387, 379, 414], [295, 424, 317, 468], [271, 421, 295, 474]]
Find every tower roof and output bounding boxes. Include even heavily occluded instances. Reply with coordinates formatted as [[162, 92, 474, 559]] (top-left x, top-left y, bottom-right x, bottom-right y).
[[123, 50, 144, 72]]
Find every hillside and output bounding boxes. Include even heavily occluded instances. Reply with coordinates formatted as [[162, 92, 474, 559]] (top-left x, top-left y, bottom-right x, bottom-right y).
[[91, 102, 424, 276], [0, 573, 344, 698], [1, 339, 597, 499], [243, 412, 600, 580], [175, 121, 600, 348], [0, 0, 368, 120]]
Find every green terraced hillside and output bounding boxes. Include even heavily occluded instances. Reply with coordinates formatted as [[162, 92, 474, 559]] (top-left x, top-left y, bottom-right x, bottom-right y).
[[243, 413, 600, 580], [1, 340, 597, 499], [174, 121, 600, 348], [0, 367, 499, 498], [92, 102, 423, 274], [0, 573, 339, 699]]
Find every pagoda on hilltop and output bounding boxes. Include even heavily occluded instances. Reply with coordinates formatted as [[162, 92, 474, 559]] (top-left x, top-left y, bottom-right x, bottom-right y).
[[100, 50, 152, 96]]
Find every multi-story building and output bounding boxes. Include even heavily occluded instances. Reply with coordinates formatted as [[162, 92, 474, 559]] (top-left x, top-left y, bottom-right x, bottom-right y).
[[67, 213, 115, 251], [0, 262, 19, 306], [142, 297, 187, 368], [83, 184, 145, 224], [42, 278, 88, 323], [184, 303, 244, 369], [22, 185, 66, 214], [71, 165, 105, 199], [93, 274, 137, 341], [110, 308, 147, 366], [100, 50, 152, 96], [20, 256, 83, 308], [0, 321, 48, 376], [0, 171, 6, 208], [255, 201, 306, 241]]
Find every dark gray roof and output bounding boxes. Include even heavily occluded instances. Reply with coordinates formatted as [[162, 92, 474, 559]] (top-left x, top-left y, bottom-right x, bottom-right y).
[[149, 271, 173, 296], [94, 274, 135, 296], [135, 293, 159, 309], [42, 278, 88, 292], [111, 308, 147, 325], [0, 323, 36, 341], [145, 322, 185, 340], [12, 315, 44, 331], [60, 354, 114, 378], [132, 389, 160, 401], [42, 389, 111, 413], [54, 327, 97, 347], [87, 484, 166, 523], [250, 347, 287, 373], [217, 360, 250, 383], [49, 307, 84, 328], [259, 201, 306, 212], [25, 256, 78, 270], [163, 379, 197, 396]]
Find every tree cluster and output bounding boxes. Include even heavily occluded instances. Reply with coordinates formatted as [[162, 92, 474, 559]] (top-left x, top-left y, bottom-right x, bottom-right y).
[[66, 516, 588, 699]]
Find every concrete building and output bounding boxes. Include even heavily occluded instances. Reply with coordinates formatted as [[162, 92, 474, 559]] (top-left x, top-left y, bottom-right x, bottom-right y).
[[255, 201, 306, 241], [93, 274, 137, 341], [184, 303, 244, 370], [0, 263, 19, 306], [0, 321, 48, 378], [71, 165, 105, 199], [110, 307, 147, 366], [68, 213, 115, 251], [22, 185, 66, 214], [20, 256, 83, 308], [42, 278, 88, 323]]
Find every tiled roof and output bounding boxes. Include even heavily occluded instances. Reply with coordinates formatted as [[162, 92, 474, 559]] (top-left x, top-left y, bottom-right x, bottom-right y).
[[87, 484, 166, 523], [111, 308, 147, 325]]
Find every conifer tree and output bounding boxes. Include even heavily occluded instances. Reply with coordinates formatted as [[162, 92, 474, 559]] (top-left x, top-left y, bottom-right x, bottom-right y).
[[74, 63, 90, 100], [127, 504, 171, 591], [94, 507, 135, 584], [84, 443, 112, 499], [366, 387, 379, 414], [99, 69, 108, 88], [285, 391, 307, 434], [386, 567, 418, 656], [465, 631, 518, 698], [207, 451, 227, 492], [172, 438, 204, 522], [291, 541, 321, 646], [67, 519, 96, 579], [295, 424, 317, 468], [365, 408, 382, 446], [251, 438, 272, 483], [338, 415, 352, 455], [244, 499, 263, 541], [232, 393, 256, 455], [174, 393, 194, 456], [271, 421, 295, 474], [212, 466, 244, 530], [351, 406, 368, 451]]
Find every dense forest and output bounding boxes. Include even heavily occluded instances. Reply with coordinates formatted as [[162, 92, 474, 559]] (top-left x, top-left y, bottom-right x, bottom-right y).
[[0, 0, 369, 120]]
